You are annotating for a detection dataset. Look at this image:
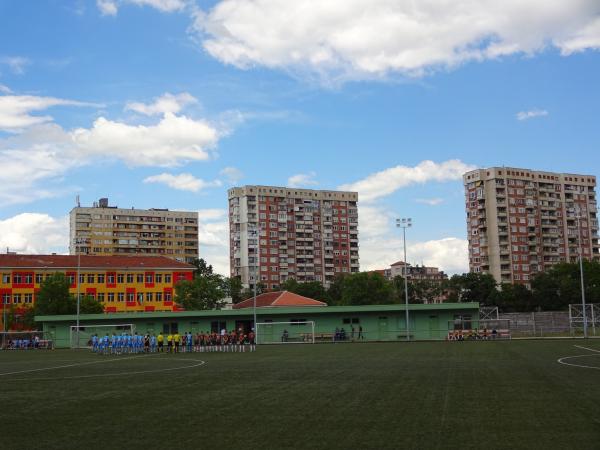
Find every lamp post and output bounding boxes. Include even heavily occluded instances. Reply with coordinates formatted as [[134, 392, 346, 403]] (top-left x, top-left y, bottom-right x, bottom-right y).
[[74, 237, 87, 349], [396, 218, 412, 341], [572, 210, 588, 338]]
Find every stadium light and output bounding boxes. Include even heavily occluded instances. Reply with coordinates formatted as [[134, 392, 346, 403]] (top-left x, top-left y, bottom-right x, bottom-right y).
[[571, 209, 588, 338], [396, 218, 412, 342], [74, 237, 88, 349]]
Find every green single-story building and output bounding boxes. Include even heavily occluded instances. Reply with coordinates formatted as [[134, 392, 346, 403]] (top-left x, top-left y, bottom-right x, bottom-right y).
[[35, 302, 480, 348]]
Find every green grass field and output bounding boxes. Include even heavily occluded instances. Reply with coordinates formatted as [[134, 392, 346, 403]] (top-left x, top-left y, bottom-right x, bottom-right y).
[[1, 340, 599, 449]]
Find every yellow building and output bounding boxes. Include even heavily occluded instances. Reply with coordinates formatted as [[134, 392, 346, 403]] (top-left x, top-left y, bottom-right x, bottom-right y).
[[0, 254, 194, 315]]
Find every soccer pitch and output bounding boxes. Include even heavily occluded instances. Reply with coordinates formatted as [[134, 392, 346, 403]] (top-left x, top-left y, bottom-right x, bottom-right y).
[[1, 341, 599, 449]]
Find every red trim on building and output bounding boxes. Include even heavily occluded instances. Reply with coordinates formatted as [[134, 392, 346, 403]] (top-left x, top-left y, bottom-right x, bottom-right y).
[[144, 271, 155, 288], [11, 271, 34, 289], [144, 305, 155, 312], [105, 306, 117, 313], [106, 271, 116, 288], [66, 271, 77, 288]]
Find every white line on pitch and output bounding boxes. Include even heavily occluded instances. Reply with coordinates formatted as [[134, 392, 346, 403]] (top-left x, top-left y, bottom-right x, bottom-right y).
[[574, 345, 600, 353], [0, 354, 158, 377]]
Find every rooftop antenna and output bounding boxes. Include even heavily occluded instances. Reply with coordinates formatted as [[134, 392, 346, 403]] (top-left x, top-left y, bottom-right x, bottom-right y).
[[76, 195, 80, 207]]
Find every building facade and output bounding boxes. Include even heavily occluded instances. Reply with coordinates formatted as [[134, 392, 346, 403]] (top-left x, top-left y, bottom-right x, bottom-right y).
[[70, 198, 199, 263], [463, 167, 599, 285], [389, 261, 448, 283], [228, 186, 360, 290], [0, 254, 194, 315]]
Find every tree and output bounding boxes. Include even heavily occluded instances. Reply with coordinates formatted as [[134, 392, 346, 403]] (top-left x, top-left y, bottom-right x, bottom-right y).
[[489, 283, 535, 312], [326, 275, 347, 305], [444, 273, 497, 304], [79, 294, 104, 314], [175, 274, 228, 310], [281, 278, 328, 302], [190, 258, 214, 278], [34, 273, 77, 316], [338, 272, 393, 306], [228, 276, 244, 304]]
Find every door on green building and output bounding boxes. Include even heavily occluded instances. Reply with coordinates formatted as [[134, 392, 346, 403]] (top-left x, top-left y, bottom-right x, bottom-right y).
[[378, 316, 388, 341], [428, 315, 439, 340]]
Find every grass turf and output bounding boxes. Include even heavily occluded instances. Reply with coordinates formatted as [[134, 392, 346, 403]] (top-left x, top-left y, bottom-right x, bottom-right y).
[[1, 340, 599, 450]]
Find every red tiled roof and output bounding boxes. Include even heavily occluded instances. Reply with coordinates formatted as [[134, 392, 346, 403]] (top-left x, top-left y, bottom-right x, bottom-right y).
[[0, 254, 194, 270], [390, 261, 408, 267], [233, 291, 327, 309]]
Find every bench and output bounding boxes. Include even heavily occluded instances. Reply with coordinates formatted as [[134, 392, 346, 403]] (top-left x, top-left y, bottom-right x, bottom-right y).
[[447, 329, 511, 340]]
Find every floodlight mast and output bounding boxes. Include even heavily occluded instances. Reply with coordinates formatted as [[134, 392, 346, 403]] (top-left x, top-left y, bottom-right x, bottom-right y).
[[572, 209, 588, 338], [396, 218, 412, 342]]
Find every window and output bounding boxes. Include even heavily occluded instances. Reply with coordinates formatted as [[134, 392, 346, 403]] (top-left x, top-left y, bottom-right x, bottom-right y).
[[137, 293, 144, 303], [165, 274, 172, 283], [146, 292, 153, 302], [107, 273, 115, 284], [35, 273, 43, 284], [127, 292, 135, 302], [118, 293, 125, 302], [13, 273, 22, 284], [97, 293, 104, 302], [87, 274, 95, 284], [98, 274, 105, 284], [117, 273, 124, 284], [2, 274, 9, 284], [156, 292, 162, 302], [146, 273, 154, 284], [2, 293, 10, 304], [155, 274, 163, 283], [24, 293, 33, 304], [127, 274, 133, 283], [165, 291, 172, 301], [108, 293, 115, 303], [137, 274, 144, 283], [13, 294, 21, 304], [79, 274, 84, 284]]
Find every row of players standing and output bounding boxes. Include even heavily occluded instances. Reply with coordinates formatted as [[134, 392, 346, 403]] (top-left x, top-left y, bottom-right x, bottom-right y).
[[91, 329, 256, 354]]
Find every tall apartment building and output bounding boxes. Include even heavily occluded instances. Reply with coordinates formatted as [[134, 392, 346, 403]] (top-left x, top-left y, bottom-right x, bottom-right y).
[[70, 198, 199, 263], [463, 167, 599, 285], [228, 186, 360, 290]]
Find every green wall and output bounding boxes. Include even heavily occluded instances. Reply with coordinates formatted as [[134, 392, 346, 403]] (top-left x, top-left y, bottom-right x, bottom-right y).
[[38, 303, 479, 348]]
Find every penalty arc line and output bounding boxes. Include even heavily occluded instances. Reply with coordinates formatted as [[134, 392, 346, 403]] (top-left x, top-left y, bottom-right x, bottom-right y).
[[4, 358, 207, 381], [0, 353, 161, 377], [557, 346, 600, 370]]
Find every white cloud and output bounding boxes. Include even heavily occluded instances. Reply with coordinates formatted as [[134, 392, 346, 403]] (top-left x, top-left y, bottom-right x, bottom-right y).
[[97, 0, 187, 15], [416, 198, 444, 206], [516, 109, 549, 121], [125, 92, 197, 116], [197, 208, 229, 275], [97, 0, 117, 16], [194, 0, 600, 84], [288, 171, 318, 188], [198, 208, 227, 221], [143, 172, 222, 192], [219, 166, 243, 184], [71, 112, 219, 167], [0, 94, 98, 132], [0, 213, 69, 254], [340, 160, 475, 203], [0, 84, 12, 94], [0, 93, 228, 205], [0, 56, 30, 75]]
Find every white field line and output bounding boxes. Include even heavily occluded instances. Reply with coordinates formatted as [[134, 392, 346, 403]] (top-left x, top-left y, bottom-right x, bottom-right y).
[[1, 356, 206, 381], [557, 345, 600, 370], [0, 354, 159, 377]]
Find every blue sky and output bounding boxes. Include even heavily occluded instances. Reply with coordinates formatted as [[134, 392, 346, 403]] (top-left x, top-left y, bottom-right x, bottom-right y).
[[1, 0, 599, 275]]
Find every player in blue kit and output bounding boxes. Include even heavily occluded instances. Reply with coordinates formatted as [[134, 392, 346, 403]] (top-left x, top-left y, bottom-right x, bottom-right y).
[[110, 334, 117, 354], [126, 333, 133, 353], [150, 334, 157, 352], [91, 334, 99, 353]]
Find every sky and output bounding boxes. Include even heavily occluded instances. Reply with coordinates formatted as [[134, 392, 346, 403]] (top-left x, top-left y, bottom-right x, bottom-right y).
[[0, 0, 599, 276]]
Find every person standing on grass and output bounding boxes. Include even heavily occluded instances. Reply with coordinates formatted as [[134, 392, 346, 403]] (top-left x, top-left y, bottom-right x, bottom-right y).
[[248, 329, 256, 352], [174, 331, 181, 353], [167, 333, 173, 353], [358, 326, 364, 340], [157, 332, 164, 352]]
